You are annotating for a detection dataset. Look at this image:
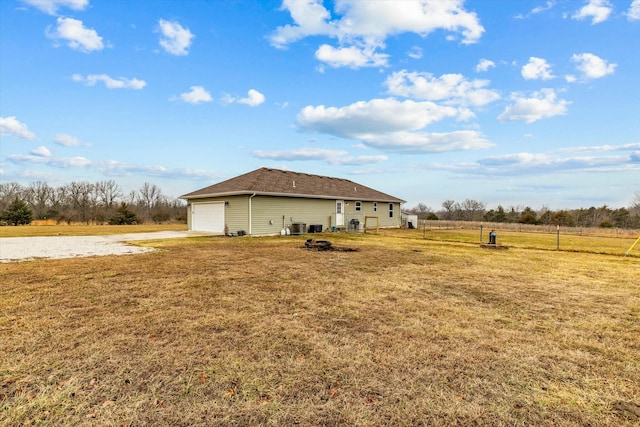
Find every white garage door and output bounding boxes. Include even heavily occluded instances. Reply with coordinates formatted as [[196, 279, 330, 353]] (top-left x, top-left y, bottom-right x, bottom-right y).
[[191, 202, 225, 233]]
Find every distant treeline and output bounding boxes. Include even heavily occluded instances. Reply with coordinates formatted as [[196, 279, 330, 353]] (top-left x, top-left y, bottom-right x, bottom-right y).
[[0, 180, 186, 225], [405, 196, 640, 229]]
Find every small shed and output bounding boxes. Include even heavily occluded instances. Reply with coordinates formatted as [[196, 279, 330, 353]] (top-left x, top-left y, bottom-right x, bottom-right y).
[[403, 214, 418, 229]]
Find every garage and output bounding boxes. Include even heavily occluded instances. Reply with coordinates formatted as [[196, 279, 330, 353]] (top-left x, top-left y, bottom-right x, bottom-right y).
[[190, 202, 225, 233]]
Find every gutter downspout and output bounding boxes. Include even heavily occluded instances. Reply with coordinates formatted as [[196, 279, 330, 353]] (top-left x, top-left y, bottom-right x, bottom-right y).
[[248, 192, 256, 235]]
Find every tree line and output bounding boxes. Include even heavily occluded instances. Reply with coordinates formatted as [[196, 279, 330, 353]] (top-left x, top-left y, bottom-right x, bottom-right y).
[[0, 180, 186, 226], [406, 194, 640, 229]]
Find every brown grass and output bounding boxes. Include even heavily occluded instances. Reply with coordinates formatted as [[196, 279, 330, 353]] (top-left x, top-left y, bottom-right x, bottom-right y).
[[0, 224, 186, 238], [1, 230, 639, 426]]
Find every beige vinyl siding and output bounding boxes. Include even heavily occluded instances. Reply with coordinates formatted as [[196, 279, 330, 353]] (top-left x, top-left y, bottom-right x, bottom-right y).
[[224, 195, 250, 235], [250, 196, 336, 235], [187, 195, 401, 235], [343, 201, 402, 228]]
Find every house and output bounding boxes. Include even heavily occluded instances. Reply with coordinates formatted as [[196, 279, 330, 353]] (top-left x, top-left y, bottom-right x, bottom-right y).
[[180, 167, 405, 235]]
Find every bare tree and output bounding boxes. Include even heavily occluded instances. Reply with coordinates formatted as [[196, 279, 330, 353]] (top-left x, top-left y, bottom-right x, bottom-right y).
[[51, 185, 71, 223], [441, 199, 455, 220], [95, 180, 122, 222], [126, 190, 137, 206], [26, 181, 55, 219], [0, 182, 24, 212], [407, 203, 432, 219], [631, 192, 640, 212], [138, 182, 163, 222], [0, 180, 186, 224], [460, 199, 485, 221], [68, 181, 95, 223]]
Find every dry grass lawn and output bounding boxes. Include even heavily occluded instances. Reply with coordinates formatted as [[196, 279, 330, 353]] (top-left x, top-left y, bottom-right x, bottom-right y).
[[1, 229, 639, 426], [0, 223, 186, 238]]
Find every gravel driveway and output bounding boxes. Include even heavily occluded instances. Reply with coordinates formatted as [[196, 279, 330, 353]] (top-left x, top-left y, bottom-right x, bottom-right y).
[[0, 231, 211, 262]]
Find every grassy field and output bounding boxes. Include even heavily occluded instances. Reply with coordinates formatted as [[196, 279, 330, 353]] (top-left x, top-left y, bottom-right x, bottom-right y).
[[410, 227, 639, 256], [1, 228, 639, 426], [0, 223, 186, 238]]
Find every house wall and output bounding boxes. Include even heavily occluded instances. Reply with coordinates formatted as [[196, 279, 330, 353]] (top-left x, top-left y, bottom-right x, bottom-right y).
[[342, 200, 402, 229], [250, 196, 335, 235], [187, 195, 402, 235], [224, 195, 251, 234], [251, 197, 401, 234]]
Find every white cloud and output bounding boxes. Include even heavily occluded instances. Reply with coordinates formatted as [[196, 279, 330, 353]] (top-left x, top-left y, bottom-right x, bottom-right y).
[[565, 74, 577, 83], [296, 98, 493, 153], [253, 147, 348, 161], [298, 98, 460, 136], [7, 153, 93, 168], [555, 142, 640, 153], [315, 44, 389, 68], [0, 116, 37, 140], [385, 70, 500, 107], [472, 150, 637, 175], [238, 89, 266, 107], [475, 59, 495, 72], [629, 0, 640, 20], [252, 147, 386, 166], [572, 0, 613, 24], [21, 0, 88, 15], [177, 86, 212, 104], [515, 1, 556, 19], [571, 53, 616, 79], [363, 130, 493, 153], [498, 89, 570, 123], [158, 19, 194, 56], [331, 155, 389, 166], [269, 0, 334, 47], [101, 161, 220, 180], [46, 17, 104, 52], [521, 57, 554, 80], [269, 0, 484, 69], [54, 133, 90, 147], [531, 1, 556, 14], [407, 46, 423, 59], [6, 153, 220, 180], [71, 74, 146, 89], [223, 89, 266, 107], [31, 146, 51, 157]]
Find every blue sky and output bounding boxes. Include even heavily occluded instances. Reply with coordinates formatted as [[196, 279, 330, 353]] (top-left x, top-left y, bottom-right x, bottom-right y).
[[1, 0, 639, 211]]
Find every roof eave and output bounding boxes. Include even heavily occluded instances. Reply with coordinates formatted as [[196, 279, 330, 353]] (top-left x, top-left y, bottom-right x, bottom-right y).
[[182, 191, 403, 203]]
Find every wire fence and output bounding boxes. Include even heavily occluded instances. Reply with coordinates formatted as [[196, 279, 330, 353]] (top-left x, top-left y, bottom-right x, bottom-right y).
[[416, 219, 640, 239]]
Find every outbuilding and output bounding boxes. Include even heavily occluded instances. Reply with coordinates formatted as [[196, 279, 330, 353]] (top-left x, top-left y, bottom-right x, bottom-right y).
[[181, 167, 405, 235]]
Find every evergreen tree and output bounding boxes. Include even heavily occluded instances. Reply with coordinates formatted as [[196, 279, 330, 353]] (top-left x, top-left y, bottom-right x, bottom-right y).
[[519, 207, 539, 224], [2, 197, 33, 225], [108, 203, 138, 225]]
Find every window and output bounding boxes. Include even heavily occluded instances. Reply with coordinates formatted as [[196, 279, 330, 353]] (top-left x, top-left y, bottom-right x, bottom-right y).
[[355, 201, 362, 212], [373, 202, 377, 212], [389, 203, 394, 218]]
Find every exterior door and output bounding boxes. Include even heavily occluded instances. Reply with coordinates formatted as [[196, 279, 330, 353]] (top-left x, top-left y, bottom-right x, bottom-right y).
[[335, 200, 344, 227]]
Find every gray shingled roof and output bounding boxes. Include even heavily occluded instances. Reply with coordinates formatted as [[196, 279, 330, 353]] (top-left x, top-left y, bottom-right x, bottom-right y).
[[181, 168, 404, 203]]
